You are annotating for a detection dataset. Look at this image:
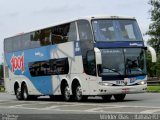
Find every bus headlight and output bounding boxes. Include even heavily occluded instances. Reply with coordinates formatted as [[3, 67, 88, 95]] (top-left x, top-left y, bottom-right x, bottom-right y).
[[137, 81, 147, 85], [99, 82, 113, 86]]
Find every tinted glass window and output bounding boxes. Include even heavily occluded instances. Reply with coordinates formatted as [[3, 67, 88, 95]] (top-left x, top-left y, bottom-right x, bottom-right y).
[[13, 36, 22, 51], [51, 24, 70, 44], [99, 48, 146, 76], [77, 20, 93, 41], [92, 19, 143, 42], [68, 22, 77, 41], [29, 58, 69, 76], [100, 49, 124, 75], [31, 29, 51, 47], [4, 38, 13, 52], [30, 32, 41, 48], [40, 29, 52, 46], [124, 48, 146, 75], [92, 20, 116, 41], [4, 22, 77, 53], [22, 34, 32, 50]]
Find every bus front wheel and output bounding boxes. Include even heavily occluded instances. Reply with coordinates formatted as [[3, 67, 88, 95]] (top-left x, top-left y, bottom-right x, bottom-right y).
[[75, 85, 87, 101], [102, 95, 112, 101], [113, 94, 126, 101]]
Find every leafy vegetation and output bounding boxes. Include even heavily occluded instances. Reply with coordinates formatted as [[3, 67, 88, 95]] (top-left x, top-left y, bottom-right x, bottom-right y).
[[147, 86, 160, 92], [146, 0, 160, 77]]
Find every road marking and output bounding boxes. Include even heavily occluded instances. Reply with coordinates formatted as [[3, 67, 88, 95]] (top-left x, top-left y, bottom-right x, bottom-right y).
[[141, 109, 160, 114], [8, 104, 32, 108], [41, 106, 59, 110], [0, 100, 160, 114]]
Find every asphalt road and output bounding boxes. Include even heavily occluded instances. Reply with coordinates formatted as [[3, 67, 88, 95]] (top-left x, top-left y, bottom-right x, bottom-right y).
[[0, 92, 160, 120]]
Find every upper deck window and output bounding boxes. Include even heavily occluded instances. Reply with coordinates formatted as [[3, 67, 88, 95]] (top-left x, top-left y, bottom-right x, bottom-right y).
[[4, 22, 77, 53], [77, 20, 93, 41], [92, 19, 143, 42]]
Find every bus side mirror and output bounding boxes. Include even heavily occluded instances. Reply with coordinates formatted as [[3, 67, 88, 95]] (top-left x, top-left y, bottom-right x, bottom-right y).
[[147, 46, 157, 63], [94, 47, 102, 64]]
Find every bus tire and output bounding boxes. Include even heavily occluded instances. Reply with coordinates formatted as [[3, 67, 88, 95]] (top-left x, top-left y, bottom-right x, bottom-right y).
[[49, 95, 55, 100], [63, 85, 71, 102], [75, 84, 87, 102], [102, 95, 112, 101], [15, 87, 23, 100], [29, 95, 38, 100], [114, 94, 126, 101], [22, 84, 29, 100]]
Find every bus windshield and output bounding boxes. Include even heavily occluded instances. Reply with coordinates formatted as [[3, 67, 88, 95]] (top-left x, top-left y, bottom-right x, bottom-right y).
[[92, 19, 143, 42], [100, 48, 146, 76]]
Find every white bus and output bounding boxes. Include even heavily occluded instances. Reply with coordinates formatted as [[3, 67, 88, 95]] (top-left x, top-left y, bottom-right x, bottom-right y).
[[3, 16, 156, 101]]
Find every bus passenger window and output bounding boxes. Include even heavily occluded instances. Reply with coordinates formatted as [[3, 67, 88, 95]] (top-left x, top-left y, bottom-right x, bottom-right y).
[[39, 29, 52, 46], [77, 20, 92, 41], [4, 38, 13, 52], [51, 24, 70, 44], [29, 58, 69, 76], [68, 22, 77, 41], [30, 32, 41, 48]]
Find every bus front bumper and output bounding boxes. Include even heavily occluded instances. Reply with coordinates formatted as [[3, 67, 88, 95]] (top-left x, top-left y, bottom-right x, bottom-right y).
[[97, 84, 147, 95]]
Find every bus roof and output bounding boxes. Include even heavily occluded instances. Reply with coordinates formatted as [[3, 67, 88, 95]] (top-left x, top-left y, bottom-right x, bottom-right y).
[[78, 15, 135, 20], [4, 16, 136, 40]]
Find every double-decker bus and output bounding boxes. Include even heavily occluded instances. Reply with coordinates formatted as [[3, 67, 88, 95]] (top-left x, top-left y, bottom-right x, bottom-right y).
[[3, 16, 156, 101]]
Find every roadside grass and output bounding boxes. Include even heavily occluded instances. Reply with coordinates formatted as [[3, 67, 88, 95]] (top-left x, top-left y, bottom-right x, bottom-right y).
[[0, 86, 5, 92], [147, 85, 160, 92]]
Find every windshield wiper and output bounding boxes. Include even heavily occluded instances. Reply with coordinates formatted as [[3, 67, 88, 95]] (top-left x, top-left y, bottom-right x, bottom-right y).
[[102, 67, 122, 75], [131, 68, 146, 74]]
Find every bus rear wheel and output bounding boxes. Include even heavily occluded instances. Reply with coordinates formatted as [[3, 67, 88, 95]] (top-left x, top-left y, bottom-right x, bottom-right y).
[[15, 87, 23, 100], [114, 94, 126, 101], [22, 84, 29, 100], [63, 85, 71, 101]]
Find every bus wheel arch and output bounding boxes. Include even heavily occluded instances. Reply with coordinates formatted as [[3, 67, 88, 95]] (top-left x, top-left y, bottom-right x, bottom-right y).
[[60, 79, 71, 101]]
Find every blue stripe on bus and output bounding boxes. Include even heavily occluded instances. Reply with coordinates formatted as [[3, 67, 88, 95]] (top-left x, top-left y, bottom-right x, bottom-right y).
[[5, 45, 58, 95], [95, 41, 144, 48], [129, 75, 146, 80]]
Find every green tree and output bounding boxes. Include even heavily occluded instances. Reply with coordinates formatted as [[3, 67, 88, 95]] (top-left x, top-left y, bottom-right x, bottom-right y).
[[147, 0, 160, 53], [146, 52, 155, 77], [146, 0, 160, 77], [154, 54, 160, 77]]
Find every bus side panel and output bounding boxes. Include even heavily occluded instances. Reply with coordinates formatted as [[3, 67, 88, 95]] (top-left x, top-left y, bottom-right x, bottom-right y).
[[50, 42, 85, 95], [4, 45, 57, 95]]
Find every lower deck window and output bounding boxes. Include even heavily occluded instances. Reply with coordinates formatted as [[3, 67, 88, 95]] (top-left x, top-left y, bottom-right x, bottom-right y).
[[29, 58, 69, 76]]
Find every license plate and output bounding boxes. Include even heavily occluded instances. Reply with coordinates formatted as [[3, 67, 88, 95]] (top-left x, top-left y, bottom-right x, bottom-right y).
[[116, 80, 124, 85]]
